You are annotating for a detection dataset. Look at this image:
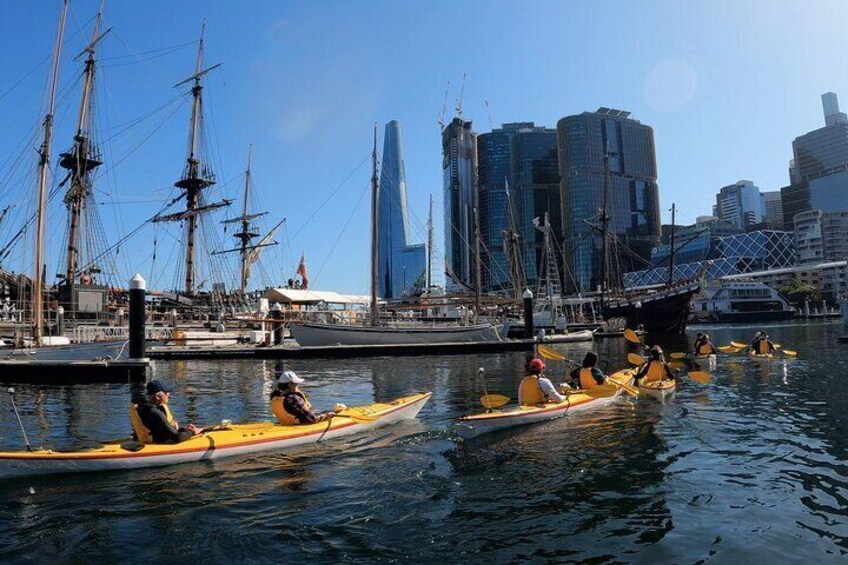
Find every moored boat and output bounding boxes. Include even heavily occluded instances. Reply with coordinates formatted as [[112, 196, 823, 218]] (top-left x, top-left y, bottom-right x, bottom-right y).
[[290, 322, 505, 347], [540, 329, 594, 343], [455, 370, 634, 439], [638, 378, 676, 401], [0, 392, 431, 479]]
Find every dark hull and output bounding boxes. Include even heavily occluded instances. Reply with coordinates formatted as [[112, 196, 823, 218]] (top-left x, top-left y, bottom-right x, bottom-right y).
[[603, 282, 699, 334], [690, 310, 795, 324]]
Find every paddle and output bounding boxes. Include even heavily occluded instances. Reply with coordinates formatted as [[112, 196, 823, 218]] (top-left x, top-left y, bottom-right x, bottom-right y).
[[7, 387, 32, 451], [628, 352, 646, 366], [730, 341, 748, 348], [717, 345, 740, 353], [623, 328, 641, 344], [669, 352, 689, 360], [538, 345, 641, 397], [582, 384, 618, 399], [480, 394, 511, 409], [780, 349, 798, 357], [686, 371, 710, 384]]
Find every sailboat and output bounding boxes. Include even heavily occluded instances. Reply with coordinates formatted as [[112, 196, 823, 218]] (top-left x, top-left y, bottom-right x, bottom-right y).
[[289, 125, 505, 347], [594, 156, 698, 334]]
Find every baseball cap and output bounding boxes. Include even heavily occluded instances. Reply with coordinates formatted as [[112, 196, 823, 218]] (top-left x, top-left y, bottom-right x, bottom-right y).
[[276, 370, 305, 385], [146, 380, 171, 395]]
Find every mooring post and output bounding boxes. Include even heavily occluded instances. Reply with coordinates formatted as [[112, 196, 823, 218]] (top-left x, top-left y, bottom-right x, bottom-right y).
[[129, 273, 147, 360], [56, 306, 64, 338], [523, 288, 534, 339]]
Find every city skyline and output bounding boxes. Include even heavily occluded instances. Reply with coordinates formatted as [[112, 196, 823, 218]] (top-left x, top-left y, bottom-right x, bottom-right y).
[[3, 1, 848, 294]]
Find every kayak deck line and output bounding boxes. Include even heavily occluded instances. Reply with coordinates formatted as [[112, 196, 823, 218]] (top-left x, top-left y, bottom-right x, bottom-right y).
[[0, 392, 433, 478], [460, 392, 600, 421]]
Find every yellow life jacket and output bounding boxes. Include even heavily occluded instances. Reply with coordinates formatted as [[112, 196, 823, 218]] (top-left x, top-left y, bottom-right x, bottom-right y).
[[697, 342, 713, 356], [519, 375, 545, 406], [128, 402, 177, 444], [579, 368, 598, 389], [643, 361, 666, 383], [757, 340, 769, 354], [271, 391, 313, 425]]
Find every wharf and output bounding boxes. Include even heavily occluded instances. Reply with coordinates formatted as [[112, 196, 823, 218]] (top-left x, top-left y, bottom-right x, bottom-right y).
[[0, 359, 148, 384], [148, 339, 535, 360]]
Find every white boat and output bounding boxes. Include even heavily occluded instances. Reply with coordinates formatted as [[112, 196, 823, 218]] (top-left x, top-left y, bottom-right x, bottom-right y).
[[638, 379, 676, 401], [691, 280, 794, 323], [0, 392, 431, 479], [455, 370, 634, 439], [540, 329, 594, 343], [290, 322, 504, 347]]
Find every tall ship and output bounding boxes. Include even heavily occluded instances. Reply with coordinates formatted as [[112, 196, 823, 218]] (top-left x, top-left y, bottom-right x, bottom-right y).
[[691, 280, 794, 323], [289, 126, 504, 347]]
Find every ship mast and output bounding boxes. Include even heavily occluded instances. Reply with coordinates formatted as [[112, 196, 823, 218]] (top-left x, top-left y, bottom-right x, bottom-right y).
[[33, 0, 68, 345], [236, 145, 256, 292], [426, 194, 434, 291], [370, 124, 380, 326], [153, 21, 229, 296], [600, 152, 611, 308], [60, 7, 109, 286], [668, 203, 676, 288]]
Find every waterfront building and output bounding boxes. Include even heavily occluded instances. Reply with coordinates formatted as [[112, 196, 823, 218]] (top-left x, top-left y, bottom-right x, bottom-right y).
[[377, 121, 426, 299], [723, 260, 848, 302], [624, 229, 795, 287], [557, 108, 661, 293], [442, 117, 478, 291], [714, 180, 765, 231], [782, 92, 848, 229], [794, 209, 848, 265]]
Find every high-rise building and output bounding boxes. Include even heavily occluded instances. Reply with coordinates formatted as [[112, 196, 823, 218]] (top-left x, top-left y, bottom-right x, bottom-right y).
[[763, 191, 784, 230], [377, 121, 425, 299], [557, 108, 661, 294], [442, 117, 478, 291], [794, 209, 848, 265], [782, 92, 848, 229], [714, 180, 765, 231]]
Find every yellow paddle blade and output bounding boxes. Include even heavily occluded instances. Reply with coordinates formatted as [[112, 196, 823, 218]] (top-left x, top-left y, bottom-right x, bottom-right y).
[[669, 360, 686, 370], [730, 341, 748, 348], [717, 345, 739, 353], [773, 343, 782, 349], [537, 344, 567, 362], [781, 349, 798, 357], [687, 371, 710, 384], [610, 379, 642, 397], [627, 352, 646, 366], [480, 394, 511, 409], [670, 352, 688, 359], [583, 384, 618, 399], [623, 328, 641, 343]]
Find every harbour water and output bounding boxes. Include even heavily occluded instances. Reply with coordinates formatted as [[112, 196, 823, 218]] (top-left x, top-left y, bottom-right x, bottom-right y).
[[1, 321, 847, 562]]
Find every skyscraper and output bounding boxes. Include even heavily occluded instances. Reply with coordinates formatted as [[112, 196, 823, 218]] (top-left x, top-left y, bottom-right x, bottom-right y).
[[763, 191, 784, 229], [378, 121, 425, 299], [557, 108, 661, 294], [782, 92, 848, 229], [477, 123, 560, 293], [442, 117, 478, 291], [714, 180, 765, 230]]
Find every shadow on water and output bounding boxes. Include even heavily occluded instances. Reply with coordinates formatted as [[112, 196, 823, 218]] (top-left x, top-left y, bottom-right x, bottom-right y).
[[0, 321, 847, 562]]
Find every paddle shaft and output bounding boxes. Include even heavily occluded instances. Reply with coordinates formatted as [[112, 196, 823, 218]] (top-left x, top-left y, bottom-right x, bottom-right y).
[[7, 388, 32, 451]]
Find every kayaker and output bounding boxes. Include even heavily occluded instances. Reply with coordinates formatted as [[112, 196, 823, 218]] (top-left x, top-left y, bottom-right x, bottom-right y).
[[270, 370, 338, 425], [518, 358, 566, 405], [130, 380, 202, 444], [694, 333, 717, 356], [568, 351, 606, 389], [634, 346, 675, 384], [749, 332, 776, 355]]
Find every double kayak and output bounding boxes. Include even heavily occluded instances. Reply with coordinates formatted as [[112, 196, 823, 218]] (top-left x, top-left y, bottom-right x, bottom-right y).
[[0, 392, 431, 479], [455, 369, 635, 439], [638, 379, 676, 401]]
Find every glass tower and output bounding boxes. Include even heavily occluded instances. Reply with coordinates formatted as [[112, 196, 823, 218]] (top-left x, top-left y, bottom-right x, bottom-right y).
[[378, 120, 425, 299], [714, 180, 765, 230], [442, 117, 477, 291], [557, 108, 661, 294]]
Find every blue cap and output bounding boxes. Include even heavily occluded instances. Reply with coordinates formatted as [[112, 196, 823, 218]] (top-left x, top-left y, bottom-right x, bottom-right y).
[[146, 380, 171, 395]]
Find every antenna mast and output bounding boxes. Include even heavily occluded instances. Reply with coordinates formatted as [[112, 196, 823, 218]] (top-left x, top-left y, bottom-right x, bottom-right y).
[[370, 124, 380, 326]]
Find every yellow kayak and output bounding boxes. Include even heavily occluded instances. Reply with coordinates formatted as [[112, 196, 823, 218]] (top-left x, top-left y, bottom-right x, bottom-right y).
[[456, 370, 635, 439], [0, 392, 432, 479]]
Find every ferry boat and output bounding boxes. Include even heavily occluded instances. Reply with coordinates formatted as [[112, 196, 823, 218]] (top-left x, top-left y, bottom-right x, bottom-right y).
[[690, 280, 794, 323]]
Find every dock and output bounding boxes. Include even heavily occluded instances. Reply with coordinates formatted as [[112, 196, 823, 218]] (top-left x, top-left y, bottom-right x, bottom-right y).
[[0, 359, 148, 385], [148, 339, 536, 360]]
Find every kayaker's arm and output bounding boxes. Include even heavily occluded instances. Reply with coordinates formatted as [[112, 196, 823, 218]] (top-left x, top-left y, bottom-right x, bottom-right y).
[[141, 408, 198, 444], [538, 377, 566, 402], [283, 394, 335, 424]]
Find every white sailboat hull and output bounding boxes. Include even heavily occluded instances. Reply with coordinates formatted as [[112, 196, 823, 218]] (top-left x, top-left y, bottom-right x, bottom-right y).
[[290, 322, 505, 347]]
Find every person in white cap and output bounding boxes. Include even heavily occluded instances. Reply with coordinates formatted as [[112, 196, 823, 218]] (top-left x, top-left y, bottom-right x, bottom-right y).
[[269, 302, 285, 345], [269, 370, 337, 425]]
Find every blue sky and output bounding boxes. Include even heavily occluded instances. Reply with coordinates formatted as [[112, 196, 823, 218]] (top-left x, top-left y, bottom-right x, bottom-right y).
[[2, 0, 848, 294]]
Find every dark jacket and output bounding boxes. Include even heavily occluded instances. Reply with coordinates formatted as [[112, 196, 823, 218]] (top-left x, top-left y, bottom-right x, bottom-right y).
[[137, 401, 194, 444]]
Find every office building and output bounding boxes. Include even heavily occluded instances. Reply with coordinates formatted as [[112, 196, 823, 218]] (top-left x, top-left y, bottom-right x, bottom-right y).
[[442, 117, 478, 291], [763, 191, 784, 229], [557, 108, 661, 293], [794, 209, 848, 265], [782, 92, 848, 229], [378, 121, 426, 299], [714, 180, 765, 230]]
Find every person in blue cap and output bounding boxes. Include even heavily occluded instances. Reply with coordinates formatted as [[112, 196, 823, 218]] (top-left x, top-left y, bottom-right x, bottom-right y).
[[129, 380, 202, 444]]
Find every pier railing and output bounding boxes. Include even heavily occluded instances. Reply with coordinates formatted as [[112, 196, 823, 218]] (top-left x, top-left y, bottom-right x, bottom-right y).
[[72, 325, 173, 343]]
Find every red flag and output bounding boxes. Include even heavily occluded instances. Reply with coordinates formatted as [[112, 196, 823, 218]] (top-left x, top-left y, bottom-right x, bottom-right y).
[[296, 254, 309, 289]]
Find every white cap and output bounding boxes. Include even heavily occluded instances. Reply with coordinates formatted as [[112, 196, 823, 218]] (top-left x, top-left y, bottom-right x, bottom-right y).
[[271, 302, 282, 311], [276, 370, 304, 384]]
